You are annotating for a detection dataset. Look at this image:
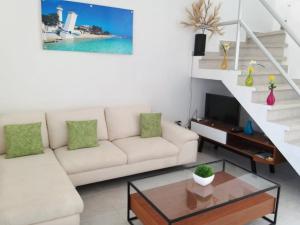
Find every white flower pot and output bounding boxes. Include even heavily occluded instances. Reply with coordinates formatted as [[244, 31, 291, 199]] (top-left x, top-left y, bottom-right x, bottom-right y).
[[193, 173, 215, 186]]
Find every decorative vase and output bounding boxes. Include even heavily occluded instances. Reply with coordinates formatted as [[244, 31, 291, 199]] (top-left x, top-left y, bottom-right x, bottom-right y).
[[193, 173, 215, 186], [194, 34, 207, 56], [267, 89, 276, 105], [220, 54, 229, 70], [245, 74, 254, 87], [244, 120, 254, 135]]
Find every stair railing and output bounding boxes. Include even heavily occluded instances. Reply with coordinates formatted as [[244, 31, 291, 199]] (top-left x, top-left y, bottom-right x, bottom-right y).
[[259, 0, 300, 47], [240, 20, 300, 96], [220, 0, 300, 96]]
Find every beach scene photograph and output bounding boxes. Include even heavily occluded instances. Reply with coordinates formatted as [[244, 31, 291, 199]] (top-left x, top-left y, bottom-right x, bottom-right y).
[[41, 0, 133, 54]]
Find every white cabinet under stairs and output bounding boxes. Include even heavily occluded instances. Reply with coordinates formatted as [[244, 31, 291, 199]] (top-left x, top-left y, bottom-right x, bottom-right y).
[[193, 31, 300, 175]]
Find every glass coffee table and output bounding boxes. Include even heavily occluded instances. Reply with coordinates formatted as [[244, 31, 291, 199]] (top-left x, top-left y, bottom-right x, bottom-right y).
[[127, 160, 280, 225]]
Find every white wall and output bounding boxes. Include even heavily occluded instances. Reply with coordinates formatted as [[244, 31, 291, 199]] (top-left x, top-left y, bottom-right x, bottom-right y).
[[0, 0, 197, 123], [286, 0, 300, 78], [1, 0, 288, 125], [247, 0, 300, 79], [205, 0, 279, 52]]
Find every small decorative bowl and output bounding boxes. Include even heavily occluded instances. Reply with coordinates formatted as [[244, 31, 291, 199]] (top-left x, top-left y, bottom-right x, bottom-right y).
[[193, 173, 215, 186]]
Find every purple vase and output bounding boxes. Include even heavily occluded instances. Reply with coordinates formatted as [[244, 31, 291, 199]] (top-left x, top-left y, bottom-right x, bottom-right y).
[[267, 89, 275, 105]]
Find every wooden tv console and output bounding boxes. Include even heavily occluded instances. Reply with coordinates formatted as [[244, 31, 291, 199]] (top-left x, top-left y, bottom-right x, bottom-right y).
[[191, 119, 285, 173]]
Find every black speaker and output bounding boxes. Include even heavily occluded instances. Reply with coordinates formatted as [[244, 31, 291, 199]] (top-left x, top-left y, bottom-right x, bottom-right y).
[[194, 34, 206, 56]]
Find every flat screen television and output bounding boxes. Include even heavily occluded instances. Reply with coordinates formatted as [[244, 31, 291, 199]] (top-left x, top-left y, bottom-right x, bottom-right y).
[[205, 93, 240, 126]]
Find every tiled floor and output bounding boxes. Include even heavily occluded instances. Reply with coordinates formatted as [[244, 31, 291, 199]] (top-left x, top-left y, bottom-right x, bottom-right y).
[[77, 143, 300, 225]]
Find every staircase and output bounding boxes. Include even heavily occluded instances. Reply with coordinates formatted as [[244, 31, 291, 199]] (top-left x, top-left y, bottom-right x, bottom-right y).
[[192, 30, 300, 175]]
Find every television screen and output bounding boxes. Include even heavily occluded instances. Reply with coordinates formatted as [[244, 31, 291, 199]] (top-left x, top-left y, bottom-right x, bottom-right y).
[[205, 93, 240, 126]]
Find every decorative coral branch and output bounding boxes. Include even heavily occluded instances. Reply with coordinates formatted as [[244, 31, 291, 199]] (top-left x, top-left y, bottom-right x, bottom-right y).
[[182, 0, 223, 37]]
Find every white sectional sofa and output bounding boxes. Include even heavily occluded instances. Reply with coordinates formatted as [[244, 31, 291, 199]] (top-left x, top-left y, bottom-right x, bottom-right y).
[[0, 105, 198, 225], [0, 113, 83, 225]]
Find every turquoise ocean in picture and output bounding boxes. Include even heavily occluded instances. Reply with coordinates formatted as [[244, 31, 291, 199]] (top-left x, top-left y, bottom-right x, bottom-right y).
[[43, 37, 133, 54], [41, 0, 133, 55]]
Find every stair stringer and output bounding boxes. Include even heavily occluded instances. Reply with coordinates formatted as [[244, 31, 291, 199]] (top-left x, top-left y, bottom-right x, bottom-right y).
[[192, 69, 300, 175]]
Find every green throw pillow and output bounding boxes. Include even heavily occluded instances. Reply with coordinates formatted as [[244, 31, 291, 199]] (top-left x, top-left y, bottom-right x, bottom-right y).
[[67, 120, 98, 150], [140, 113, 162, 138], [5, 122, 44, 159]]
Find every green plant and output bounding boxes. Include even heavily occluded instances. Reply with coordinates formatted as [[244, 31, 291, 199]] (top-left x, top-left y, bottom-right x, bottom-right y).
[[42, 14, 59, 26], [268, 75, 277, 90], [194, 165, 214, 178]]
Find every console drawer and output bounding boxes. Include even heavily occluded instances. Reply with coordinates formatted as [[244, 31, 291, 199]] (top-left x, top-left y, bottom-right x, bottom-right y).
[[191, 122, 227, 144]]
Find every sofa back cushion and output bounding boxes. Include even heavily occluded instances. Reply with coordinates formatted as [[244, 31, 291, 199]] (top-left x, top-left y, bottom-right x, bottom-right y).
[[46, 107, 108, 149], [0, 112, 49, 155], [105, 105, 151, 141]]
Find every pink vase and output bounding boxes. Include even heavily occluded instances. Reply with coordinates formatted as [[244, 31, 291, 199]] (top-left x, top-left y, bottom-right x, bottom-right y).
[[267, 89, 276, 105]]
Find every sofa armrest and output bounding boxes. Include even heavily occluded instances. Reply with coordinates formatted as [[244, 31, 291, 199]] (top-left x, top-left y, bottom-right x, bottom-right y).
[[162, 121, 199, 147]]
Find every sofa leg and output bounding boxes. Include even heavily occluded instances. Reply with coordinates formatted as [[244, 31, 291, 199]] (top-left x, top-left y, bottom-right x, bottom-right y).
[[198, 138, 204, 152]]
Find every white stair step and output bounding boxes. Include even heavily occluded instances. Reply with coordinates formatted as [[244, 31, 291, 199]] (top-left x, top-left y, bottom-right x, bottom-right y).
[[199, 59, 286, 71], [248, 66, 288, 74], [223, 41, 287, 48], [286, 139, 300, 147], [196, 53, 288, 73], [228, 47, 284, 58], [254, 30, 285, 37], [268, 104, 300, 121], [203, 54, 286, 62], [221, 42, 286, 58], [247, 31, 286, 45], [293, 79, 300, 85], [252, 89, 300, 102], [285, 129, 300, 142], [237, 74, 287, 85], [272, 117, 300, 130], [270, 99, 300, 110], [253, 84, 292, 92]]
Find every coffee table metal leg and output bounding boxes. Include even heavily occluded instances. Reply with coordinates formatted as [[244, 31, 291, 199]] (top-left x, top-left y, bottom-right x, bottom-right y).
[[262, 186, 281, 225], [251, 159, 257, 174], [198, 138, 204, 152], [127, 182, 137, 225], [269, 165, 275, 174], [273, 186, 281, 224]]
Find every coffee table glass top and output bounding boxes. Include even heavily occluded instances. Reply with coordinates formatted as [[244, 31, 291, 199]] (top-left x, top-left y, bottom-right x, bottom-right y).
[[130, 160, 279, 221]]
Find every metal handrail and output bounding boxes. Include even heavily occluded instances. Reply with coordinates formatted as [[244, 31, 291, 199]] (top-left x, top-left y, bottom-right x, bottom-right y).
[[217, 0, 300, 96], [234, 0, 243, 70], [258, 0, 300, 47], [240, 20, 300, 96], [218, 18, 300, 96], [219, 20, 239, 27]]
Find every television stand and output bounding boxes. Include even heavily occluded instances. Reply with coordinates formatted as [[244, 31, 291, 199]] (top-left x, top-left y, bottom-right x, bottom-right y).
[[191, 119, 285, 173]]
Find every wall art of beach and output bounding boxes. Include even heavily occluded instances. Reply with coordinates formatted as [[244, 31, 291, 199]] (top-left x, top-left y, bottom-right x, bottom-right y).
[[41, 0, 133, 55]]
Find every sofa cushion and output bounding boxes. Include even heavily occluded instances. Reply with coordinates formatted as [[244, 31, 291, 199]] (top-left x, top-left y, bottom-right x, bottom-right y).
[[67, 120, 98, 150], [113, 136, 179, 164], [47, 107, 108, 149], [5, 122, 44, 159], [0, 112, 49, 155], [54, 141, 127, 174], [0, 149, 83, 225], [140, 113, 162, 138], [105, 105, 151, 141]]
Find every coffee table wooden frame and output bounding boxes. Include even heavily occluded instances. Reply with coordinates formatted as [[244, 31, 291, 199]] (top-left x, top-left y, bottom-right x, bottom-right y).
[[127, 160, 280, 225]]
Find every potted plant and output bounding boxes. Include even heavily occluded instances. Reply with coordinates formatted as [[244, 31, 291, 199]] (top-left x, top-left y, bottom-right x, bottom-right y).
[[193, 165, 215, 186], [220, 42, 231, 69], [182, 0, 223, 56], [266, 75, 277, 105], [244, 60, 264, 87]]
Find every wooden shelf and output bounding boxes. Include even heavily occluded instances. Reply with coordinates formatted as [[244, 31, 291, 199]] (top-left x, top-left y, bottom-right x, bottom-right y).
[[192, 119, 285, 173]]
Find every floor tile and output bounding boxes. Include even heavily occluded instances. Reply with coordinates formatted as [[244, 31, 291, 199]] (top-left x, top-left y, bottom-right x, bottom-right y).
[[77, 143, 300, 225]]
